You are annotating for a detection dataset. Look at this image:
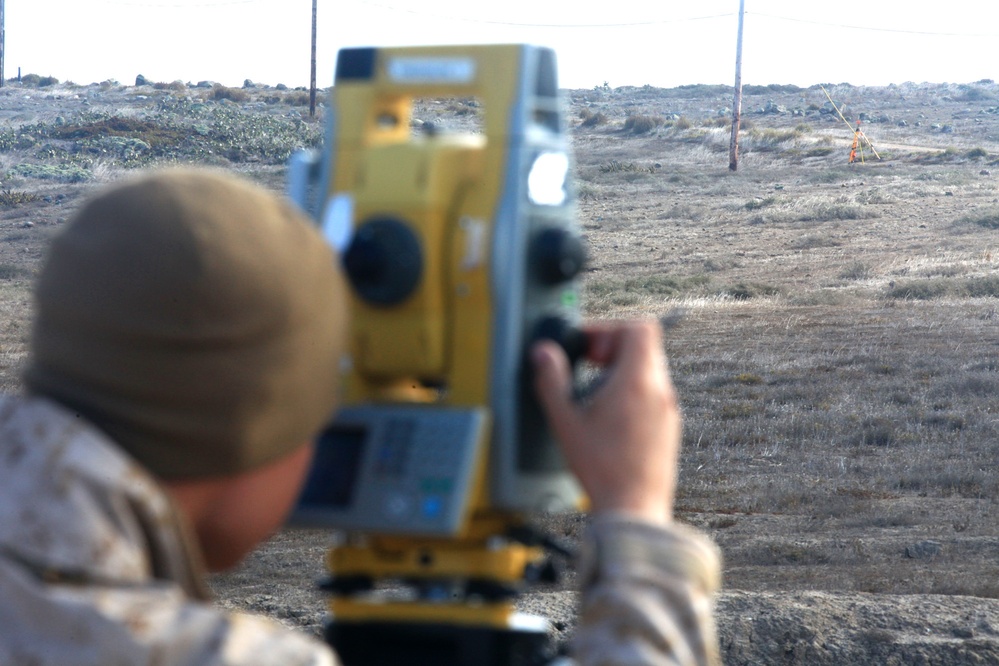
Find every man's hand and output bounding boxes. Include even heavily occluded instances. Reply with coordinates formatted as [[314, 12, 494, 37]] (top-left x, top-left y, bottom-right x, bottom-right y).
[[531, 321, 681, 525]]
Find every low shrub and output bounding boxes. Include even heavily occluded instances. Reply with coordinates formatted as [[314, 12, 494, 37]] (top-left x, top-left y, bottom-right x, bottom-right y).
[[8, 163, 90, 182], [153, 81, 187, 92], [598, 160, 655, 174], [208, 84, 249, 103], [284, 91, 311, 106], [672, 116, 694, 131], [0, 264, 30, 280], [20, 73, 59, 87], [623, 114, 664, 134], [579, 109, 608, 127], [959, 209, 999, 229], [722, 282, 781, 300], [0, 189, 41, 206]]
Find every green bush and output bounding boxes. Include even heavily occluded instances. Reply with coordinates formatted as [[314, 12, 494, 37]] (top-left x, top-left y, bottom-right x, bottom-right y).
[[9, 163, 90, 182], [0, 98, 325, 167]]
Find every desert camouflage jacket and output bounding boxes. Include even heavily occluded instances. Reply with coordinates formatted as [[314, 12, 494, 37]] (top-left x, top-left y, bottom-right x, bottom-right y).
[[0, 394, 336, 665], [0, 394, 719, 665], [574, 516, 721, 665]]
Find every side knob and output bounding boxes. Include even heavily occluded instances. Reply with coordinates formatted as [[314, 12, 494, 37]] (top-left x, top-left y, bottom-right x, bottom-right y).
[[532, 316, 588, 367], [532, 228, 585, 284], [342, 216, 422, 306]]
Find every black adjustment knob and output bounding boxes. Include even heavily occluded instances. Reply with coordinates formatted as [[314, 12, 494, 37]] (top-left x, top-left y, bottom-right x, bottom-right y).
[[532, 228, 585, 284], [342, 216, 422, 306], [533, 316, 588, 367], [319, 575, 374, 595]]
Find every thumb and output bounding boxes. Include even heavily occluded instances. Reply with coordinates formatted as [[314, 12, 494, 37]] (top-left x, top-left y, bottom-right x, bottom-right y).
[[531, 340, 576, 424]]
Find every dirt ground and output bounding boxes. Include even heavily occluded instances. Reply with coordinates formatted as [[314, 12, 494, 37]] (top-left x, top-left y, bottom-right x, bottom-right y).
[[4, 77, 999, 663]]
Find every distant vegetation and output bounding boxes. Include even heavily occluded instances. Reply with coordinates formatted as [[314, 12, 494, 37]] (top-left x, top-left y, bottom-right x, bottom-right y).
[[18, 74, 59, 87], [0, 97, 323, 179]]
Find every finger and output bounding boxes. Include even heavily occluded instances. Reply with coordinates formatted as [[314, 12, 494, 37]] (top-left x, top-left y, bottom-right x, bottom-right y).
[[583, 326, 619, 365], [531, 340, 576, 422], [620, 320, 664, 369]]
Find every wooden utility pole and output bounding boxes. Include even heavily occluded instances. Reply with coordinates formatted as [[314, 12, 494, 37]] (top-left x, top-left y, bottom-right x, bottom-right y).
[[729, 0, 745, 171], [1, 0, 6, 88], [309, 0, 317, 117]]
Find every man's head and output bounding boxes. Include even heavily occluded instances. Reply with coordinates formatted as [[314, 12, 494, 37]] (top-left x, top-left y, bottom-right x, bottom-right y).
[[24, 169, 347, 567]]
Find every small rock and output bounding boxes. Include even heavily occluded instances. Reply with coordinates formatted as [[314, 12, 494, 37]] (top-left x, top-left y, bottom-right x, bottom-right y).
[[20, 221, 34, 229], [981, 169, 992, 176], [905, 540, 942, 560], [135, 74, 148, 86], [764, 100, 788, 115]]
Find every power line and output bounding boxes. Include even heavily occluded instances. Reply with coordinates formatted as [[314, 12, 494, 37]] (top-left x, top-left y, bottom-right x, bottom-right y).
[[98, 0, 266, 7], [354, 1, 736, 28], [748, 11, 999, 38]]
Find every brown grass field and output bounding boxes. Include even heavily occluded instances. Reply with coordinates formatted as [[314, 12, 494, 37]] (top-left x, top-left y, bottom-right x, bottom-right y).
[[3, 77, 999, 662]]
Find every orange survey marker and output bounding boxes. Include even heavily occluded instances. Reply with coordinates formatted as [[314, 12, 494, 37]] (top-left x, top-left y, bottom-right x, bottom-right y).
[[820, 85, 881, 163]]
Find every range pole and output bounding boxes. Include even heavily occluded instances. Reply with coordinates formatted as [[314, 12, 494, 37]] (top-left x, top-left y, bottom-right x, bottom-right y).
[[728, 0, 745, 171], [309, 0, 317, 117]]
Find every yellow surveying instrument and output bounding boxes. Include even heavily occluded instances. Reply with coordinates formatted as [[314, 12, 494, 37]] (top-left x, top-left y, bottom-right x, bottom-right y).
[[287, 44, 586, 665]]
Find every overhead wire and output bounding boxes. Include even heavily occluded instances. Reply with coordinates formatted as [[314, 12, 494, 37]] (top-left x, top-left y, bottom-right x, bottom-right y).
[[348, 1, 999, 37], [90, 1, 999, 38], [748, 10, 999, 38], [97, 0, 266, 7], [352, 1, 736, 28]]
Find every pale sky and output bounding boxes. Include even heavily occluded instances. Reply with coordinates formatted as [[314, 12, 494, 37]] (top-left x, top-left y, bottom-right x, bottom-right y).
[[4, 0, 998, 90]]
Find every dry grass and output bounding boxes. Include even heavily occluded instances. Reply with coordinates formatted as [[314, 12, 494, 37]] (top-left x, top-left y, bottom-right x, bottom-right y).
[[565, 81, 999, 598], [0, 282, 33, 393], [5, 80, 999, 602]]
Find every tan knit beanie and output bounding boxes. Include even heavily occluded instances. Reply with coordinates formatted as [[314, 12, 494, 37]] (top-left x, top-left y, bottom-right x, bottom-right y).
[[25, 168, 347, 480]]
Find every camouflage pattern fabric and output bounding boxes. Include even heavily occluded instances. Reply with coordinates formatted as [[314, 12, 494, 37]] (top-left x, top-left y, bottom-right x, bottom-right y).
[[0, 395, 336, 666], [0, 394, 719, 665], [575, 517, 721, 665]]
